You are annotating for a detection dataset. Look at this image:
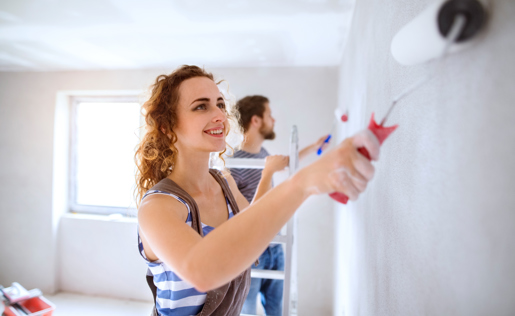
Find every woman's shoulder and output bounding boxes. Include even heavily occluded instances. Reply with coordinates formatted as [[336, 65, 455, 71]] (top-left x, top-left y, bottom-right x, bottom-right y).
[[138, 190, 189, 223]]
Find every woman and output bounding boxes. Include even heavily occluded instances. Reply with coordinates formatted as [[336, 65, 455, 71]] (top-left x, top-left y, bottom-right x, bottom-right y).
[[135, 65, 380, 315]]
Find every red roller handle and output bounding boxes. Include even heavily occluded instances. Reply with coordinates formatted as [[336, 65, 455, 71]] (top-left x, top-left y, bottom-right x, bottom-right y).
[[329, 113, 398, 204]]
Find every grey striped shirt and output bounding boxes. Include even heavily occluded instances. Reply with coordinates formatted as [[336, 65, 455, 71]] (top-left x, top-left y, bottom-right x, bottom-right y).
[[230, 148, 271, 203]]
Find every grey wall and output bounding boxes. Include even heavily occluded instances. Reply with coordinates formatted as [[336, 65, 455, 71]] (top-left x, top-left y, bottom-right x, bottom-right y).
[[0, 66, 337, 314], [335, 0, 515, 315]]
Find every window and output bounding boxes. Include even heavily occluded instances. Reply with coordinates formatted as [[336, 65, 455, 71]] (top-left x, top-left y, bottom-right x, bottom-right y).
[[69, 96, 142, 216]]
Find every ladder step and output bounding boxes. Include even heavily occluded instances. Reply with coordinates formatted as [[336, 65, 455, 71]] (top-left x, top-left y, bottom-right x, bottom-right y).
[[271, 235, 287, 244], [251, 269, 285, 280], [225, 158, 265, 169]]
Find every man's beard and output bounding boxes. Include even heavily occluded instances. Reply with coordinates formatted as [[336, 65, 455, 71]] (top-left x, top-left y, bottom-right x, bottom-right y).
[[260, 125, 276, 140]]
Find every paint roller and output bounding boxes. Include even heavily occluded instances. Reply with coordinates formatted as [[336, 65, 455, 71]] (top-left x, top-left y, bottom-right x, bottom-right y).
[[329, 0, 488, 204], [391, 0, 487, 66]]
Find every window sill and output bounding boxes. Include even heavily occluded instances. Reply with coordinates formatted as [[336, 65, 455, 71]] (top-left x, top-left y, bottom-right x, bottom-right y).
[[62, 212, 137, 224]]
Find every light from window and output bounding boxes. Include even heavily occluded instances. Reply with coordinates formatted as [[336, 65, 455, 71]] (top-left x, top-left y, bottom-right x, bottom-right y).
[[74, 102, 141, 210]]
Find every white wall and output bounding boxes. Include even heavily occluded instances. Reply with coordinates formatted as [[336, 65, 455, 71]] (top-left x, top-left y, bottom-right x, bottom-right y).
[[335, 0, 515, 315], [58, 214, 152, 300], [0, 66, 337, 314]]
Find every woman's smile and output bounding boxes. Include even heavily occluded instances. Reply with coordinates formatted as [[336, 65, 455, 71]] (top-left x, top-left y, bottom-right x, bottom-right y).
[[204, 126, 225, 138]]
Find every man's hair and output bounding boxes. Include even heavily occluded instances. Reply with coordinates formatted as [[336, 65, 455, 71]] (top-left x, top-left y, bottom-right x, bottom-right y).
[[233, 95, 269, 133]]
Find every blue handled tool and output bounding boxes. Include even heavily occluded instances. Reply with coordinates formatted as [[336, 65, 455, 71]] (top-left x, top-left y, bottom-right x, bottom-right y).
[[317, 134, 332, 155], [317, 108, 348, 155]]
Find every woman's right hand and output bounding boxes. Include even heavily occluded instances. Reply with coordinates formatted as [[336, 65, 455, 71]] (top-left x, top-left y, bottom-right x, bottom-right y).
[[293, 129, 380, 201]]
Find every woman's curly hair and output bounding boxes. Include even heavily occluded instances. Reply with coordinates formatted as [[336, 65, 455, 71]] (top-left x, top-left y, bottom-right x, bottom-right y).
[[134, 65, 236, 206]]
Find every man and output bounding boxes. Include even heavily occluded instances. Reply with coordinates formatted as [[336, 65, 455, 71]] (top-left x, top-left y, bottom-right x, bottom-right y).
[[230, 95, 328, 315]]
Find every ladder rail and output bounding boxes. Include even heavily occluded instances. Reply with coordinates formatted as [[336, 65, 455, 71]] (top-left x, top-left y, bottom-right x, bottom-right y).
[[283, 125, 299, 316], [225, 125, 299, 316]]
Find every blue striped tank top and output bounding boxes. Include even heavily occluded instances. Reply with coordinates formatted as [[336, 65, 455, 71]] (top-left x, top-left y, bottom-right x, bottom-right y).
[[138, 190, 235, 316]]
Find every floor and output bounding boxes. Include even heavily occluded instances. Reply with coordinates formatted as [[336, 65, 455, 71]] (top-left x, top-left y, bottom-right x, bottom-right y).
[[43, 292, 154, 316], [41, 292, 265, 316]]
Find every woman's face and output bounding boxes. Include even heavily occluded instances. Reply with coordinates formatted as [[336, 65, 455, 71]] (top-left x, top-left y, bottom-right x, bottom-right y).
[[174, 76, 227, 153]]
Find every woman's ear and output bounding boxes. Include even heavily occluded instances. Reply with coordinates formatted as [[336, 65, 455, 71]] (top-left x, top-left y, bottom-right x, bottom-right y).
[[161, 127, 172, 139]]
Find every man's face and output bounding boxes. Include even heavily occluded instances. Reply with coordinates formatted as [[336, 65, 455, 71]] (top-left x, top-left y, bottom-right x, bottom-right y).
[[259, 102, 276, 140]]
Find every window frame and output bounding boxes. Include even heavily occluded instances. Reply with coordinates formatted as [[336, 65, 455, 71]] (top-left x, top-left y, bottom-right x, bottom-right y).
[[68, 95, 143, 216]]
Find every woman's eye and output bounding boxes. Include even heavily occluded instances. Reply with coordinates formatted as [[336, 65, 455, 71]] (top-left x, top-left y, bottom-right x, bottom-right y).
[[217, 103, 226, 109], [195, 104, 206, 110]]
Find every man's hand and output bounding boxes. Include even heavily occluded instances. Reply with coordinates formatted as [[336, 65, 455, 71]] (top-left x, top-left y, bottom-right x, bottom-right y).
[[252, 155, 289, 203], [263, 155, 289, 174]]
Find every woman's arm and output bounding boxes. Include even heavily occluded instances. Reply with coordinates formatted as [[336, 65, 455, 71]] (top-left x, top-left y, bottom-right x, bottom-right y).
[[138, 130, 380, 292], [138, 175, 306, 292], [252, 155, 289, 203]]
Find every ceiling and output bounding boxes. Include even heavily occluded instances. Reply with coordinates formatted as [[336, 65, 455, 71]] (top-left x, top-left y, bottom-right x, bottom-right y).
[[0, 0, 355, 71]]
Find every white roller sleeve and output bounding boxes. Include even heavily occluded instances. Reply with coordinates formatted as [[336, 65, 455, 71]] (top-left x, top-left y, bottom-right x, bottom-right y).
[[390, 0, 477, 66]]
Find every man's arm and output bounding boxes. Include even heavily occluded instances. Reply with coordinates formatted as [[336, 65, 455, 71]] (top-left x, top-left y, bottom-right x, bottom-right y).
[[298, 134, 329, 160], [252, 134, 330, 204], [222, 169, 250, 211], [252, 155, 289, 203]]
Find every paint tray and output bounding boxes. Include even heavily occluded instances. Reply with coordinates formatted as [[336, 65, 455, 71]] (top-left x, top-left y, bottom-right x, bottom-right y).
[[3, 296, 55, 316]]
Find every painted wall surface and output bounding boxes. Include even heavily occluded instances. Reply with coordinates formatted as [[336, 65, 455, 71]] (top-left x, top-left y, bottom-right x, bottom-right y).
[[335, 0, 515, 315], [0, 67, 337, 313]]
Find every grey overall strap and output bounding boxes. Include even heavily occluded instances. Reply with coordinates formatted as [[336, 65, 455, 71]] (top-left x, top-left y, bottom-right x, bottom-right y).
[[208, 169, 241, 215], [144, 175, 204, 315], [145, 169, 249, 316], [151, 177, 204, 236]]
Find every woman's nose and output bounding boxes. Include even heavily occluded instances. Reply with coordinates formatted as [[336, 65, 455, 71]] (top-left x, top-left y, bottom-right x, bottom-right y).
[[212, 106, 227, 122]]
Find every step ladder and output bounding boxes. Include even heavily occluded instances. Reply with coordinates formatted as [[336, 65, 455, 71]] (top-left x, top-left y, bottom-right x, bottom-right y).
[[224, 126, 299, 316]]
